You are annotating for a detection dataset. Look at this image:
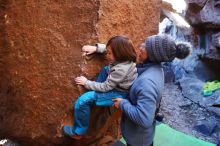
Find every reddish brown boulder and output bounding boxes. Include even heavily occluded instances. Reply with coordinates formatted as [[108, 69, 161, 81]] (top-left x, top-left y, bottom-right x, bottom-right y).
[[0, 0, 161, 145]]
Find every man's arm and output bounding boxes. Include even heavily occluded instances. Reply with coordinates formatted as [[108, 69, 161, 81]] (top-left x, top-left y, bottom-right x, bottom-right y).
[[120, 79, 158, 128]]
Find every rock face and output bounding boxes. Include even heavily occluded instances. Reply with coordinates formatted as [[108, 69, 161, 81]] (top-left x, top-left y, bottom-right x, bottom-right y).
[[212, 32, 220, 49], [194, 116, 217, 136], [186, 0, 220, 27], [0, 0, 161, 146], [185, 0, 220, 60], [186, 0, 208, 7]]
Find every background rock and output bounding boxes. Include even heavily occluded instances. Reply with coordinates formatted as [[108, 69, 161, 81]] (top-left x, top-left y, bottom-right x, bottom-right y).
[[212, 32, 220, 49], [194, 116, 217, 136], [160, 1, 220, 142], [0, 0, 161, 146], [186, 0, 220, 27], [185, 0, 208, 7]]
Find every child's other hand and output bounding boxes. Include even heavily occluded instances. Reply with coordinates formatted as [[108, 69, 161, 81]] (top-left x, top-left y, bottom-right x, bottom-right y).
[[82, 45, 96, 55], [112, 98, 123, 109], [75, 76, 88, 85]]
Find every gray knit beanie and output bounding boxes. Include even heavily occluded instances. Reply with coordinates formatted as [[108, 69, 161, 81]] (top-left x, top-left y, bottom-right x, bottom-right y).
[[145, 34, 191, 62]]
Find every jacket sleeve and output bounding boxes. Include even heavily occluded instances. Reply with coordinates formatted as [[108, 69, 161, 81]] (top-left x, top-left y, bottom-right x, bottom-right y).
[[85, 68, 127, 92], [96, 43, 106, 53], [120, 79, 158, 128]]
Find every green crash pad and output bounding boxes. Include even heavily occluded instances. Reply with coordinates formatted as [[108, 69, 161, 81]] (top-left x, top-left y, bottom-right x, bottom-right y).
[[113, 123, 216, 146], [203, 80, 220, 96]]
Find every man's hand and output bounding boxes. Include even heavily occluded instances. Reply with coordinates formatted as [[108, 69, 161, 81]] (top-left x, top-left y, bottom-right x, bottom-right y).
[[112, 98, 123, 109], [75, 76, 88, 86], [82, 45, 97, 55]]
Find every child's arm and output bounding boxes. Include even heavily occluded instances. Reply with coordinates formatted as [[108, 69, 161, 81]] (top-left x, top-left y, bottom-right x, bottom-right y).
[[95, 43, 106, 53], [75, 68, 126, 92], [82, 44, 106, 55]]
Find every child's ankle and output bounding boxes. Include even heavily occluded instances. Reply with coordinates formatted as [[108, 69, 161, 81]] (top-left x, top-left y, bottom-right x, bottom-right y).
[[72, 134, 82, 140]]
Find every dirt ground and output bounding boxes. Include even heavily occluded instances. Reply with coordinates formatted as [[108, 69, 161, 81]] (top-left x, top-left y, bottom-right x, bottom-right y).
[[161, 83, 219, 144]]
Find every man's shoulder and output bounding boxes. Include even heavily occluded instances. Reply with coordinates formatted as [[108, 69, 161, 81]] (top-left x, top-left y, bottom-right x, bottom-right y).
[[134, 64, 164, 89], [141, 65, 163, 78]]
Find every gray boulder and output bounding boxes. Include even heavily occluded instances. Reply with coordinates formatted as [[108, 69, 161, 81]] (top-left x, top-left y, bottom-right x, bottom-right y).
[[185, 0, 208, 7], [186, 0, 220, 27], [212, 32, 220, 49], [194, 116, 217, 136]]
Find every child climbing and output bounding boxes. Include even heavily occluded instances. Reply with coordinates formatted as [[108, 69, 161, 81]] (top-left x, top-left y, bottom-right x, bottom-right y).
[[62, 36, 138, 140]]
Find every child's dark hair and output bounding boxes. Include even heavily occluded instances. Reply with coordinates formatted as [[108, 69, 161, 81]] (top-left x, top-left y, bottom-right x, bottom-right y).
[[106, 36, 137, 62]]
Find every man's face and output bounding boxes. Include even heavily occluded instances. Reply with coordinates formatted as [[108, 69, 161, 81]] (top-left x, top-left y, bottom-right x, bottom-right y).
[[137, 43, 148, 63]]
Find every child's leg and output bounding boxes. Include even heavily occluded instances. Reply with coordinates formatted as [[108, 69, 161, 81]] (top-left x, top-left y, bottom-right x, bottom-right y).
[[96, 66, 109, 83], [73, 91, 96, 136], [95, 90, 127, 106]]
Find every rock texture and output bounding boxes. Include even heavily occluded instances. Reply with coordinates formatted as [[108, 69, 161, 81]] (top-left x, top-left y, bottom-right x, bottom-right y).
[[185, 0, 220, 60], [212, 32, 220, 49], [186, 0, 220, 27], [161, 83, 219, 143], [186, 0, 207, 8], [0, 0, 161, 146]]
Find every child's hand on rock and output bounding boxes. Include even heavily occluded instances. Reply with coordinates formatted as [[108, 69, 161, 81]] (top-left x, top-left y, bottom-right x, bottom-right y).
[[82, 45, 97, 55], [75, 76, 88, 85]]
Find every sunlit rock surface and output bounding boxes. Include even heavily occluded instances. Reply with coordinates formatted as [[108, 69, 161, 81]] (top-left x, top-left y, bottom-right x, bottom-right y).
[[0, 0, 161, 145]]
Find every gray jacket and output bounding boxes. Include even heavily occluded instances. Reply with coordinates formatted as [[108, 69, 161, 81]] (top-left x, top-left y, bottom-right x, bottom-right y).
[[120, 63, 164, 146], [85, 44, 137, 92]]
